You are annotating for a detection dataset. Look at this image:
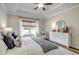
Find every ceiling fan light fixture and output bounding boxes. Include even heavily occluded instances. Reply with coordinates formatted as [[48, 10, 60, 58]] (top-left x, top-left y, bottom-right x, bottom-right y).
[[38, 3, 44, 8], [34, 3, 52, 10]]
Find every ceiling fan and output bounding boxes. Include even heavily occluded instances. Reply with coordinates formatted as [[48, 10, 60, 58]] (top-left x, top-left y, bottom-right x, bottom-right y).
[[34, 3, 52, 10]]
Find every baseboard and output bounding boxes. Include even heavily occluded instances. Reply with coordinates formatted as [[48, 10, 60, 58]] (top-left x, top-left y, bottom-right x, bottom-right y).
[[51, 41, 79, 50], [69, 46, 79, 51], [50, 41, 79, 54], [71, 45, 79, 49]]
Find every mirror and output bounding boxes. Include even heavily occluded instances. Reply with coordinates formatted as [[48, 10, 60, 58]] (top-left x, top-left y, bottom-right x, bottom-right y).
[[56, 20, 66, 32]]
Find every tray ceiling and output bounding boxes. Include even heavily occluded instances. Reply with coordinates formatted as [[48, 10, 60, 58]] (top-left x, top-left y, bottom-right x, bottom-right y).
[[3, 3, 79, 19]]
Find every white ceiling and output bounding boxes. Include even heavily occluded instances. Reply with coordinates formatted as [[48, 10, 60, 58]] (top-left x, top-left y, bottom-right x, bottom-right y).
[[3, 3, 79, 19]]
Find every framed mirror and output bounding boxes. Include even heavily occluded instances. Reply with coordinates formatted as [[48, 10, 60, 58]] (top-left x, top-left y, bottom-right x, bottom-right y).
[[56, 20, 66, 32]]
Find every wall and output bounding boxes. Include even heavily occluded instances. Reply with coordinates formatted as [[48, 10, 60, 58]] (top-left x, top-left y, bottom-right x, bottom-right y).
[[7, 14, 44, 35], [39, 19, 45, 33], [7, 15, 19, 34], [0, 4, 7, 28], [44, 5, 79, 48]]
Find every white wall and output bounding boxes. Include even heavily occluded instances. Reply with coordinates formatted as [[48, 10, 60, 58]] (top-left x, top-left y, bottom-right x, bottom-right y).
[[44, 5, 79, 48], [7, 15, 19, 34], [39, 19, 45, 33], [0, 4, 7, 29], [7, 14, 44, 35]]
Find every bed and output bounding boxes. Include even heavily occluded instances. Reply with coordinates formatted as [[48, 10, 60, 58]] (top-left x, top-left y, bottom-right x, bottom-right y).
[[6, 37, 44, 55], [5, 36, 77, 55], [0, 34, 77, 55]]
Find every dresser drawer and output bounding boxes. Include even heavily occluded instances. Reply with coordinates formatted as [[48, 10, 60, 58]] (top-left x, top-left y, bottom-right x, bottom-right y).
[[49, 32, 71, 48]]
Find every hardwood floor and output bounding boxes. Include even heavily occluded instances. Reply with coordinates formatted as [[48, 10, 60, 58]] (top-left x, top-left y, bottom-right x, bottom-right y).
[[69, 47, 79, 54], [50, 41, 79, 54]]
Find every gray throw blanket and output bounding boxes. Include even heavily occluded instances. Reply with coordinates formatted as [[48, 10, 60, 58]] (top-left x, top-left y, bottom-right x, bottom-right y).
[[31, 36, 58, 53]]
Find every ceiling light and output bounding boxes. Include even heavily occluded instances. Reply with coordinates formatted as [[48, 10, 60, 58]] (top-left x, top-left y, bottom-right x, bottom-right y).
[[38, 3, 44, 8]]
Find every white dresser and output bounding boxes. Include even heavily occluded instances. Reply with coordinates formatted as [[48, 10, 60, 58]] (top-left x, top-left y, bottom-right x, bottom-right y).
[[49, 31, 71, 48]]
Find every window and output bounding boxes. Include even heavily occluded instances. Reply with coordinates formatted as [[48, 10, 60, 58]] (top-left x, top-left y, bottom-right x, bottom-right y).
[[19, 18, 39, 36]]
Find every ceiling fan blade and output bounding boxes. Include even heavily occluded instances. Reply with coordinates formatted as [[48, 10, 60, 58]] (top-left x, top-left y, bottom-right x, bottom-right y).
[[42, 7, 46, 10], [34, 7, 38, 10], [44, 3, 52, 5]]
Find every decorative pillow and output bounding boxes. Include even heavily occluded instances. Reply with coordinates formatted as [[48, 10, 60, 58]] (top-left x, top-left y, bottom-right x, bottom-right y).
[[12, 32, 17, 39], [0, 31, 7, 37], [3, 35, 15, 49], [0, 32, 3, 39], [7, 32, 14, 40], [14, 36, 21, 47], [0, 38, 8, 54], [14, 40, 21, 47]]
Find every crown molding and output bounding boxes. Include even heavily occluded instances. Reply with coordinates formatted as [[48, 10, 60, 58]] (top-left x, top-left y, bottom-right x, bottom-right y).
[[43, 4, 79, 19], [0, 3, 8, 13], [42, 3, 64, 16], [8, 10, 41, 20]]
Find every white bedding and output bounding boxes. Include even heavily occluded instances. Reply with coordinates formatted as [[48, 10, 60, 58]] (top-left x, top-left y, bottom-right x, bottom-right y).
[[6, 37, 77, 55], [6, 37, 44, 55]]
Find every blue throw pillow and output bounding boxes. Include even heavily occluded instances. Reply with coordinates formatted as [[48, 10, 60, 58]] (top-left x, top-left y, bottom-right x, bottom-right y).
[[3, 35, 15, 49], [12, 32, 17, 39], [0, 32, 5, 37]]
